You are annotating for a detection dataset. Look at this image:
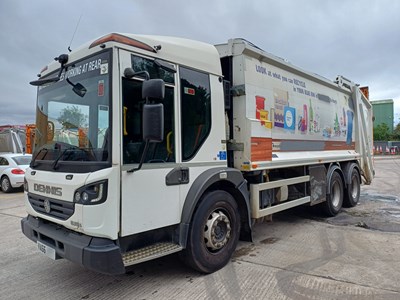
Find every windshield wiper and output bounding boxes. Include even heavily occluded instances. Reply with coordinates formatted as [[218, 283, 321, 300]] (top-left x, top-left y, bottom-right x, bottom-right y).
[[31, 147, 49, 168], [30, 54, 69, 87], [52, 147, 76, 170], [30, 76, 60, 86]]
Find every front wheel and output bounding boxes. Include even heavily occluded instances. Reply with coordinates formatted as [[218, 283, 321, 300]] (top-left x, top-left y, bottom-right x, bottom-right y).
[[1, 176, 13, 193], [181, 190, 240, 273], [323, 171, 343, 217]]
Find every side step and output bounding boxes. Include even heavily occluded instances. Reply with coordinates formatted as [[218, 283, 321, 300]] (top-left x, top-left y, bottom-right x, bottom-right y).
[[122, 242, 183, 267]]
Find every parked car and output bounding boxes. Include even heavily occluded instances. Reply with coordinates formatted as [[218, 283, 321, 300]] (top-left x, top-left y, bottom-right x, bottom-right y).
[[0, 153, 32, 193]]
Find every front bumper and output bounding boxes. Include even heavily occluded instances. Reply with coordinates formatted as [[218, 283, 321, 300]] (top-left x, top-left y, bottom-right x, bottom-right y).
[[21, 215, 125, 275]]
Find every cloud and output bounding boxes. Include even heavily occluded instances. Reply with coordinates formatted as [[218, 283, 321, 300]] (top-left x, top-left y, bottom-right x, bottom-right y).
[[1, 0, 399, 126]]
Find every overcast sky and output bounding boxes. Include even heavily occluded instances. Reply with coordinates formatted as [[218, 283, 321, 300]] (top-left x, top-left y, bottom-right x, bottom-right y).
[[1, 0, 399, 125]]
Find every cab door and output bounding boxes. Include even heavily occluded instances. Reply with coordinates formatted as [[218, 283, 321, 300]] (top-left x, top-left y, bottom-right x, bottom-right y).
[[119, 50, 181, 236]]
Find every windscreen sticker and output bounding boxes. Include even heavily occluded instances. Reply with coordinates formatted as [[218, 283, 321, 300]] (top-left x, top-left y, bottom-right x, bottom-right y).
[[100, 63, 108, 75], [217, 151, 227, 160], [184, 87, 195, 95], [59, 58, 108, 81]]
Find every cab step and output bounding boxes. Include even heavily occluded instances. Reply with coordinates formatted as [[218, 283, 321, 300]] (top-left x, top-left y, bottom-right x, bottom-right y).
[[122, 242, 183, 267]]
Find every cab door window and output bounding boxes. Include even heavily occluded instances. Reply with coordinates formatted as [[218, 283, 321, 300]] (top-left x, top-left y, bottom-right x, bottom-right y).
[[180, 67, 211, 161], [122, 78, 175, 164], [122, 55, 176, 165]]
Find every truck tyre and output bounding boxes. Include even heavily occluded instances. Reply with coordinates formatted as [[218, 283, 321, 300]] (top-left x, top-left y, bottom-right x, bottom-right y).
[[343, 167, 360, 207], [1, 176, 13, 193], [181, 190, 240, 273], [323, 171, 343, 216]]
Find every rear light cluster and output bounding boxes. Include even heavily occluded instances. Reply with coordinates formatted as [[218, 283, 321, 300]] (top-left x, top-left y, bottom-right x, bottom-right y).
[[11, 169, 25, 175]]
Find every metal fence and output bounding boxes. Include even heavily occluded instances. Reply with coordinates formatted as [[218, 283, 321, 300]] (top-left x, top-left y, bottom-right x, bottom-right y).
[[374, 141, 400, 155]]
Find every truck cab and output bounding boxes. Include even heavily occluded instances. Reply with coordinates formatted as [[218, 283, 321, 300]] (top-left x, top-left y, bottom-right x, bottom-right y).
[[21, 33, 249, 274]]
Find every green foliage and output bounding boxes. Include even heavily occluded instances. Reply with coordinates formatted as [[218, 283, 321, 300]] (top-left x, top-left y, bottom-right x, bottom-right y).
[[392, 122, 400, 140], [374, 122, 400, 141], [373, 123, 390, 141], [57, 105, 87, 129]]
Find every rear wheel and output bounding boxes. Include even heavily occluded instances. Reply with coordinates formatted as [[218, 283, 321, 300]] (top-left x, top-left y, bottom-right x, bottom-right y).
[[343, 167, 360, 207], [181, 190, 240, 273], [323, 171, 343, 216], [1, 176, 13, 193]]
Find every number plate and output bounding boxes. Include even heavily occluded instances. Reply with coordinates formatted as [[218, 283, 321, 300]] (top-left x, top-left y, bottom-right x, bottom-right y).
[[37, 241, 56, 260]]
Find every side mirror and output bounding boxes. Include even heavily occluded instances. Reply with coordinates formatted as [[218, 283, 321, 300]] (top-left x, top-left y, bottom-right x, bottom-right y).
[[143, 103, 164, 142], [142, 79, 165, 100], [127, 103, 164, 173], [72, 83, 87, 97]]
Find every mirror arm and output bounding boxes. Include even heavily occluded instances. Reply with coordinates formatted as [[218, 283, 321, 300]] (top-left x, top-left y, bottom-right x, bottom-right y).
[[127, 139, 150, 173], [123, 68, 150, 81]]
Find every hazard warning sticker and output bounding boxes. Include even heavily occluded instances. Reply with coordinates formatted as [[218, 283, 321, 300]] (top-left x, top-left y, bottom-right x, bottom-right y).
[[98, 80, 104, 96], [184, 87, 195, 95]]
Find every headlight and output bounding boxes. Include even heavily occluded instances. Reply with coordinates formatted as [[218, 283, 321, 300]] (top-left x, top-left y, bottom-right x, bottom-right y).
[[74, 180, 108, 205]]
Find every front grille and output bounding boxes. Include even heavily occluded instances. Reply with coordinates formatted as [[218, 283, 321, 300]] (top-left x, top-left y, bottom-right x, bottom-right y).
[[28, 193, 75, 220]]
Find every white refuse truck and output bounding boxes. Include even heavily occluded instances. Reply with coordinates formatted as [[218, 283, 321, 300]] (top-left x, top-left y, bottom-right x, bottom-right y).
[[21, 33, 374, 275]]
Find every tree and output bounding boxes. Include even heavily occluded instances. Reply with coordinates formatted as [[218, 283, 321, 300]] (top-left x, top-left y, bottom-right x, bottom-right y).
[[392, 122, 400, 141], [373, 123, 390, 141], [57, 105, 87, 129]]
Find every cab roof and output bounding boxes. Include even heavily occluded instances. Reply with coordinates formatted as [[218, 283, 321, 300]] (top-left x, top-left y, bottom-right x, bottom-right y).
[[118, 33, 222, 76], [40, 33, 223, 77]]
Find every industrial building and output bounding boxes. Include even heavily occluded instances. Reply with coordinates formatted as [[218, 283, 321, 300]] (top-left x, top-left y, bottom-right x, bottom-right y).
[[371, 99, 394, 133]]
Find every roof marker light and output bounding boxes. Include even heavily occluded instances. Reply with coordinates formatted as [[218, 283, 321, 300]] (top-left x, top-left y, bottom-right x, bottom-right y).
[[89, 33, 157, 53]]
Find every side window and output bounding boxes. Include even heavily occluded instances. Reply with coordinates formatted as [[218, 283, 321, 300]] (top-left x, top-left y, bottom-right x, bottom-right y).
[[180, 67, 211, 161], [131, 56, 175, 84], [0, 158, 7, 165], [122, 78, 175, 164]]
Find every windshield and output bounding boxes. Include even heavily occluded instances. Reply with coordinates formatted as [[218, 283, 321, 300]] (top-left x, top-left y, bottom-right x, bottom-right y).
[[32, 50, 112, 173]]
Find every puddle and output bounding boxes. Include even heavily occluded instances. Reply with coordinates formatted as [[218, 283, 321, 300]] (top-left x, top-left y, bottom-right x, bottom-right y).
[[380, 208, 400, 219], [233, 237, 279, 260], [260, 237, 280, 245], [233, 244, 256, 259], [362, 193, 400, 203], [324, 203, 400, 233]]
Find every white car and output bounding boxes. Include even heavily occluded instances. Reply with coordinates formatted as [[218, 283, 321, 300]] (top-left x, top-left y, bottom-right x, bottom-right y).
[[0, 153, 32, 193]]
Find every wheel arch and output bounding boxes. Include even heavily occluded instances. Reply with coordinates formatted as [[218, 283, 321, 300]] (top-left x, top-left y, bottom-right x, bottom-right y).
[[0, 174, 12, 192], [179, 167, 252, 248], [0, 174, 10, 184], [341, 161, 362, 207], [326, 163, 344, 195], [341, 161, 361, 187]]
